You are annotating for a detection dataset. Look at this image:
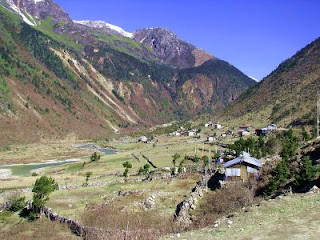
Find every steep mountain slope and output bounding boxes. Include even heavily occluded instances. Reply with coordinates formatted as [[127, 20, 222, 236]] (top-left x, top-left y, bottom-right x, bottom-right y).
[[175, 59, 256, 115], [221, 38, 320, 127], [133, 28, 213, 68], [5, 0, 71, 24], [0, 0, 256, 144]]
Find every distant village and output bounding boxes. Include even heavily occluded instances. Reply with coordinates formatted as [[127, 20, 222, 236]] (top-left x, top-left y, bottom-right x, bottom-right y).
[[136, 121, 280, 182]]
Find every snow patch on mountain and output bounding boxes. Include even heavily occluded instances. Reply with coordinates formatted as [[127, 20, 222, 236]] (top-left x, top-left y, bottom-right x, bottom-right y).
[[249, 76, 259, 82], [74, 20, 133, 38], [6, 0, 37, 26]]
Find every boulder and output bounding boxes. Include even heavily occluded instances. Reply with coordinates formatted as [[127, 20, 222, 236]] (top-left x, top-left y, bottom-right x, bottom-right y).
[[144, 196, 155, 209]]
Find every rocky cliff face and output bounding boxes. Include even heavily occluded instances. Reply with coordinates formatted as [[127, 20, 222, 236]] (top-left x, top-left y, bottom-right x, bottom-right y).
[[133, 28, 213, 68], [7, 0, 71, 23]]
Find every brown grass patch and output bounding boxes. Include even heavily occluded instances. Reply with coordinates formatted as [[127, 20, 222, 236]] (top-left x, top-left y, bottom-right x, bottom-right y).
[[1, 217, 78, 240], [81, 206, 177, 240], [193, 182, 255, 228]]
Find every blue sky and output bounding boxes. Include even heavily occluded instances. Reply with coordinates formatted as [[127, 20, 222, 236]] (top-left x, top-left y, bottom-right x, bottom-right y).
[[56, 0, 320, 81]]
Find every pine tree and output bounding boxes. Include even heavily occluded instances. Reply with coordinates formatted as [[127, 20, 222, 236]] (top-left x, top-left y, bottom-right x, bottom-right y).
[[295, 156, 318, 186]]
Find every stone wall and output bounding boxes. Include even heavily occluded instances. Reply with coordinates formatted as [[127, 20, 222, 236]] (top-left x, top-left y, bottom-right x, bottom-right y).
[[41, 206, 85, 237], [174, 170, 217, 226], [0, 201, 11, 211]]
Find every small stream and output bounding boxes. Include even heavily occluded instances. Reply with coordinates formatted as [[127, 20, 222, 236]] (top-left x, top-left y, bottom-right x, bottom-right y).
[[0, 144, 117, 178]]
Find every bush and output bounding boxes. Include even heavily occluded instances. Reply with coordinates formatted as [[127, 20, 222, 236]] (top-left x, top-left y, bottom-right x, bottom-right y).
[[138, 164, 151, 176], [85, 171, 93, 185], [123, 161, 132, 178], [90, 152, 101, 162], [195, 183, 254, 227], [7, 194, 26, 212], [301, 128, 311, 141]]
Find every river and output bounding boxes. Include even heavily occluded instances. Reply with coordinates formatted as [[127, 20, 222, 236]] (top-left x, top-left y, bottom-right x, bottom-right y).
[[0, 144, 117, 178]]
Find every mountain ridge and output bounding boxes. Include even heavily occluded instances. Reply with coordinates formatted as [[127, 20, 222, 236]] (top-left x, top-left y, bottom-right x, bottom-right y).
[[219, 37, 320, 128], [0, 0, 256, 144]]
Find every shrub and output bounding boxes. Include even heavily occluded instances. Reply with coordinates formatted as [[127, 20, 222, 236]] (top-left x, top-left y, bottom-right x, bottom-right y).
[[172, 153, 180, 167], [202, 155, 209, 167], [85, 171, 93, 185], [138, 164, 151, 176], [90, 152, 101, 162], [195, 183, 254, 227], [7, 194, 26, 212], [301, 128, 311, 141], [123, 161, 132, 178]]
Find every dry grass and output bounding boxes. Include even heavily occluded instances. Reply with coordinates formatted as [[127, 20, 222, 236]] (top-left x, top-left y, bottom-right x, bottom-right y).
[[193, 182, 255, 228], [0, 211, 79, 240], [82, 207, 176, 240]]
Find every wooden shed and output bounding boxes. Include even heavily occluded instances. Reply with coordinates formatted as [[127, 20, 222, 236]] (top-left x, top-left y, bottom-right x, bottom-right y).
[[224, 152, 262, 181]]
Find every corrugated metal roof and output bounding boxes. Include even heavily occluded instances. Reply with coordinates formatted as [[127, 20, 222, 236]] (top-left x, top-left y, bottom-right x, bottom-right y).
[[224, 152, 262, 168]]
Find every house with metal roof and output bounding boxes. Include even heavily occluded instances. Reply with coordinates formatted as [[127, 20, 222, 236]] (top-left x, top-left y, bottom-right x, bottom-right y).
[[224, 152, 262, 181]]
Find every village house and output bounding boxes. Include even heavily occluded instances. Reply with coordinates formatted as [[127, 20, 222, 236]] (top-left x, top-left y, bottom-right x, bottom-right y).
[[213, 123, 222, 129], [238, 130, 251, 137], [224, 152, 262, 181], [188, 130, 197, 137], [170, 130, 181, 136], [239, 125, 253, 132], [207, 136, 215, 142], [138, 136, 148, 143], [226, 130, 234, 135], [256, 128, 269, 136], [220, 133, 227, 138], [267, 124, 277, 131], [205, 121, 213, 128]]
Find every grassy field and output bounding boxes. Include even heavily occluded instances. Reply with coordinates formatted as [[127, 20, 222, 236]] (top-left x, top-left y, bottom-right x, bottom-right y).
[[163, 193, 320, 240]]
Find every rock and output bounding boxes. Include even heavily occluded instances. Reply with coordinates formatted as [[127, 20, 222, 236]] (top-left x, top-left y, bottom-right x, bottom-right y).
[[176, 233, 181, 238], [227, 220, 233, 225], [213, 223, 219, 228], [144, 196, 155, 209], [309, 185, 320, 193]]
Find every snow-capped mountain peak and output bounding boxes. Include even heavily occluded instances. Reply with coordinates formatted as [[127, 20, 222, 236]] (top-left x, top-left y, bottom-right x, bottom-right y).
[[74, 20, 133, 38]]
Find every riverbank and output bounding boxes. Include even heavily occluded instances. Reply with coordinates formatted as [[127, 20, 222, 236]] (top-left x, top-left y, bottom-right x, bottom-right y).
[[0, 169, 13, 179], [0, 141, 94, 165], [0, 158, 82, 179]]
